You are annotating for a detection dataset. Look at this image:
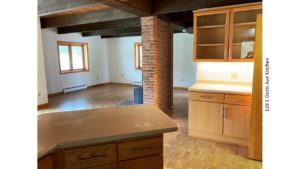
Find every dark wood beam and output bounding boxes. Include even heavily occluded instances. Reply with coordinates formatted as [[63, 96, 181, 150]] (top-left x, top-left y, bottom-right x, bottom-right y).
[[82, 27, 141, 37], [169, 11, 193, 23], [99, 0, 152, 16], [38, 0, 103, 16], [41, 8, 136, 28], [57, 18, 140, 34], [153, 0, 262, 15], [172, 23, 185, 33], [101, 32, 141, 38]]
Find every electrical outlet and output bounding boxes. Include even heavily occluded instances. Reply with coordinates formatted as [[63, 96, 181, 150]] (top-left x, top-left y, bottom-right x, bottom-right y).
[[231, 72, 238, 80], [38, 92, 41, 96]]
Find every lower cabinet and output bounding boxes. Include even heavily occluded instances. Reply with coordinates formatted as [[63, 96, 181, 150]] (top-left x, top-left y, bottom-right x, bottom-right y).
[[189, 101, 223, 134], [85, 164, 117, 169], [188, 91, 251, 146], [119, 155, 163, 169], [223, 104, 251, 139], [38, 135, 163, 169]]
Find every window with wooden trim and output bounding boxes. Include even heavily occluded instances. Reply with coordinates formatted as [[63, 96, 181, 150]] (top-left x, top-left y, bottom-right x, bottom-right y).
[[57, 41, 89, 74], [135, 42, 142, 70]]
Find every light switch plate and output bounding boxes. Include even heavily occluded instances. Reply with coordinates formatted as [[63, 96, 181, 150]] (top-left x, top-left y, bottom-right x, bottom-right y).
[[231, 72, 238, 80]]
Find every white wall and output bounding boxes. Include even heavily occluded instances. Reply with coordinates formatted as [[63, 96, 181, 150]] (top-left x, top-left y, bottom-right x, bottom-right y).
[[105, 33, 196, 87], [38, 19, 48, 105], [173, 33, 196, 87], [197, 62, 254, 83], [106, 36, 142, 84], [41, 28, 109, 94]]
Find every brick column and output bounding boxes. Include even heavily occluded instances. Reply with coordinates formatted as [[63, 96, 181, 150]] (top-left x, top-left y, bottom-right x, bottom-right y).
[[141, 16, 173, 113]]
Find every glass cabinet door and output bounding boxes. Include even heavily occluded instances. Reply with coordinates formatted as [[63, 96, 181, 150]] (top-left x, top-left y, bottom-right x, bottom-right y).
[[194, 9, 230, 61], [229, 6, 262, 61]]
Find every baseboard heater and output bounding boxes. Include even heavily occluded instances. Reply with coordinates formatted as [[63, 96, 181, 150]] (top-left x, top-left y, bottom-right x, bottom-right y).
[[63, 85, 87, 93]]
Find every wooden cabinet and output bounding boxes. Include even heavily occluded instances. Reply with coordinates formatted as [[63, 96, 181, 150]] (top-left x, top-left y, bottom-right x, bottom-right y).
[[64, 143, 117, 169], [188, 91, 251, 146], [193, 2, 262, 62], [38, 135, 163, 169], [189, 101, 223, 134], [223, 104, 251, 139], [119, 155, 163, 169]]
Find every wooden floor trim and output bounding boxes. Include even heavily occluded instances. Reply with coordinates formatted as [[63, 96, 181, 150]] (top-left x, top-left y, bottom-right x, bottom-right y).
[[47, 82, 189, 97]]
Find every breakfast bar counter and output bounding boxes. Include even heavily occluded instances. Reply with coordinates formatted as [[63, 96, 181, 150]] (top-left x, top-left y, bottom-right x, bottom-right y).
[[38, 104, 178, 169]]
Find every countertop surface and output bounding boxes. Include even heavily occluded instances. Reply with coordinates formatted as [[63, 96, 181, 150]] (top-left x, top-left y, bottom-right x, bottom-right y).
[[38, 104, 178, 159], [188, 83, 252, 95]]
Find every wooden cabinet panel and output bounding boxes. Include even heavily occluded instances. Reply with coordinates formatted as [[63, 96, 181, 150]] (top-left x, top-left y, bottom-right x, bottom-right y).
[[64, 143, 117, 169], [119, 155, 163, 169], [38, 155, 54, 169], [189, 92, 224, 103], [85, 164, 117, 169], [248, 14, 263, 161], [223, 104, 251, 139], [189, 101, 223, 134], [224, 94, 251, 106], [118, 136, 163, 161]]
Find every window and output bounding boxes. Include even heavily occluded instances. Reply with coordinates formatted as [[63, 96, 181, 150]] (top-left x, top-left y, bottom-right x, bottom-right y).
[[57, 41, 89, 74], [134, 42, 142, 70]]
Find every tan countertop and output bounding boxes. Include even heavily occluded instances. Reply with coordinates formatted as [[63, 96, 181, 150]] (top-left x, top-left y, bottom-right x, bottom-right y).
[[188, 83, 252, 95], [38, 104, 178, 159]]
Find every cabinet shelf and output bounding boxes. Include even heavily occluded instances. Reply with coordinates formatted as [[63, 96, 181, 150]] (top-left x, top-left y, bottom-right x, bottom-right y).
[[232, 42, 256, 45], [197, 44, 224, 47], [198, 25, 225, 29], [234, 22, 256, 27]]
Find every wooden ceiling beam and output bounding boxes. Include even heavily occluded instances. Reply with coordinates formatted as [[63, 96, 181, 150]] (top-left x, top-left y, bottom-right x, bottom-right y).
[[99, 0, 152, 16], [82, 27, 141, 37], [153, 0, 262, 15], [38, 0, 103, 16], [57, 18, 141, 34], [101, 32, 141, 38], [41, 8, 136, 28]]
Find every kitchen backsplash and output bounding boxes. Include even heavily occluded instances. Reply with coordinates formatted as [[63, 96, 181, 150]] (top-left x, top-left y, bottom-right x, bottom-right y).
[[197, 62, 254, 83]]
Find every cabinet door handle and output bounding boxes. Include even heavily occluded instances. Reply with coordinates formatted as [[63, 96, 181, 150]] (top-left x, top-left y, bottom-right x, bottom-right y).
[[131, 146, 153, 152], [78, 154, 106, 161], [221, 105, 223, 118], [224, 107, 229, 119]]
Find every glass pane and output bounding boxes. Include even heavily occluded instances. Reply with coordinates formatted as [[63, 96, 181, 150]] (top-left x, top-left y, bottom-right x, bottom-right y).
[[232, 42, 255, 59], [234, 9, 262, 24], [58, 45, 70, 71], [197, 14, 226, 26], [196, 46, 224, 59], [233, 25, 256, 43], [198, 27, 225, 44], [139, 45, 142, 68], [71, 46, 84, 69]]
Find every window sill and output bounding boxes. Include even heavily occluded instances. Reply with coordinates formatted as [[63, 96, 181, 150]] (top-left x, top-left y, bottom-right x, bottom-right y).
[[60, 69, 89, 74]]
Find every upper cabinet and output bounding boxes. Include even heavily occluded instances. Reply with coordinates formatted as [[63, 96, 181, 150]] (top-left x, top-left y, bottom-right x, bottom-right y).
[[193, 3, 262, 62]]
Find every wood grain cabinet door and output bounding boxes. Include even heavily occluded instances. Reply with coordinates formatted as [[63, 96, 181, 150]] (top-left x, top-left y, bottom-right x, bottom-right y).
[[85, 164, 117, 169], [189, 101, 223, 134], [119, 155, 163, 169], [223, 104, 251, 139]]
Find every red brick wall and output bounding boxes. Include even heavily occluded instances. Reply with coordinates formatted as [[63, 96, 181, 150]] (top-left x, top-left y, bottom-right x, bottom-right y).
[[141, 16, 173, 113]]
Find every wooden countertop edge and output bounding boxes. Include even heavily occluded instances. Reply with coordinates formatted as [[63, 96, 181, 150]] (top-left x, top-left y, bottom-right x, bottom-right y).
[[38, 125, 178, 159], [188, 88, 252, 95]]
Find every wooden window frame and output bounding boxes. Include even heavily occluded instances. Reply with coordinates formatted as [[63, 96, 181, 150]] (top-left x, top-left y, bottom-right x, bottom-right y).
[[134, 42, 142, 70], [57, 41, 89, 74]]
